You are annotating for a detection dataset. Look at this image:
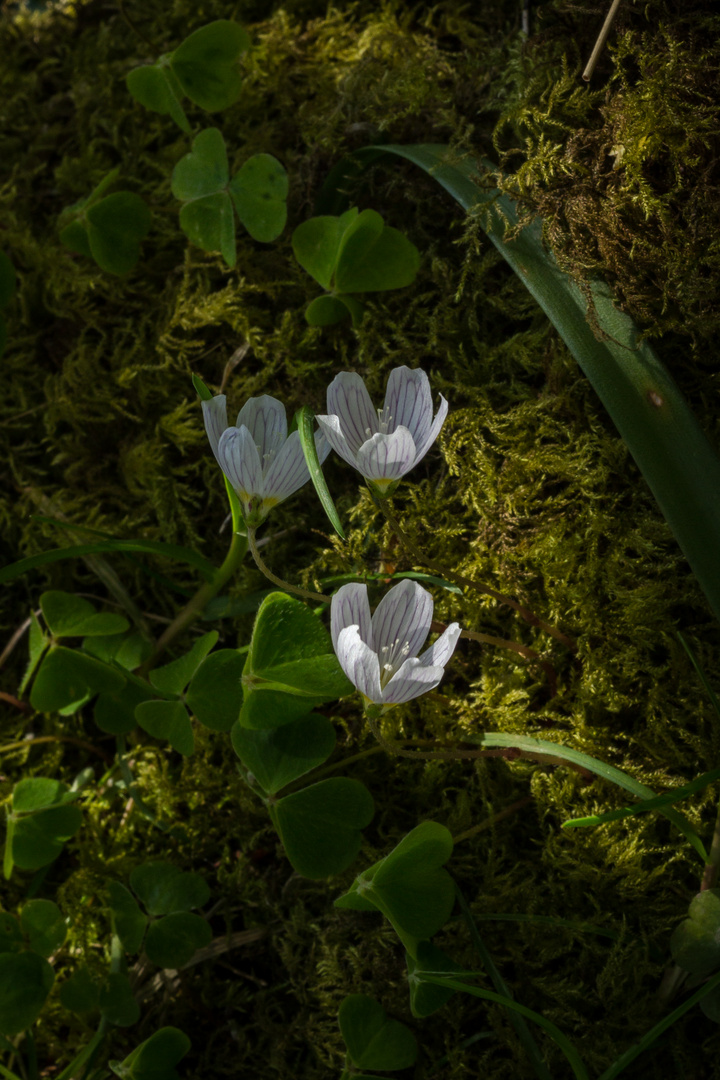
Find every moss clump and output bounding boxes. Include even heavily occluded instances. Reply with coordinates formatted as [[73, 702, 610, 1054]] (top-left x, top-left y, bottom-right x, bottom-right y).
[[1, 0, 720, 1078]]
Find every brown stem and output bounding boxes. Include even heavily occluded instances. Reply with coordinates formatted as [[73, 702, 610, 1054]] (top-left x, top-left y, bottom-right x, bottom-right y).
[[582, 0, 623, 81], [431, 618, 558, 696], [453, 796, 535, 845], [377, 497, 576, 652], [0, 735, 113, 763], [247, 527, 330, 605]]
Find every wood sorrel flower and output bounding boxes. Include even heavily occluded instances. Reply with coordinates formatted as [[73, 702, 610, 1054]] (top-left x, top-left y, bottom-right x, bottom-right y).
[[316, 366, 448, 496], [202, 393, 329, 526], [331, 579, 460, 710]]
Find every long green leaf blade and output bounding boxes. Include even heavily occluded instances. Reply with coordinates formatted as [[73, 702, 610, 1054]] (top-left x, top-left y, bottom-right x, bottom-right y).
[[0, 540, 216, 586], [455, 883, 552, 1080], [341, 144, 720, 624], [471, 732, 707, 862], [295, 405, 345, 540], [597, 967, 720, 1080], [564, 765, 720, 829], [418, 974, 589, 1080]]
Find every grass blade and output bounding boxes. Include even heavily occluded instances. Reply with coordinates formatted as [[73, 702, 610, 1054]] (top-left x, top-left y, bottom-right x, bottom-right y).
[[472, 731, 708, 862], [597, 968, 720, 1080], [455, 882, 553, 1080], [0, 539, 216, 586], [295, 404, 345, 540], [417, 974, 590, 1080], [330, 144, 720, 624], [564, 765, 720, 829]]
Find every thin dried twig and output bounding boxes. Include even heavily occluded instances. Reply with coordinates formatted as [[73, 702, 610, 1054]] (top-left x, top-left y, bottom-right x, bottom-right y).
[[582, 0, 623, 81]]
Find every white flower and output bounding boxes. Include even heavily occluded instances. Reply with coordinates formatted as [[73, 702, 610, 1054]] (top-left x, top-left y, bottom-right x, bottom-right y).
[[316, 366, 448, 495], [202, 393, 330, 525], [331, 579, 460, 708]]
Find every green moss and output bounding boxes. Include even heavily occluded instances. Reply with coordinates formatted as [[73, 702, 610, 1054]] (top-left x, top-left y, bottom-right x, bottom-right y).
[[2, 0, 720, 1077]]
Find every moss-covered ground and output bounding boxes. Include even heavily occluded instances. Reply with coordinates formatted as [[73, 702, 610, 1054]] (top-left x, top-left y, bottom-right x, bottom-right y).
[[2, 0, 720, 1076]]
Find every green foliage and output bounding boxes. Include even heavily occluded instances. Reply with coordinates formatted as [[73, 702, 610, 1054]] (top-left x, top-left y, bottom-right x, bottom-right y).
[[172, 128, 287, 266], [30, 646, 125, 713], [5, 779, 82, 876], [110, 1027, 191, 1080], [231, 711, 336, 794], [0, 951, 54, 1036], [127, 20, 250, 130], [295, 404, 345, 539], [144, 911, 212, 968], [406, 941, 462, 1018], [99, 972, 141, 1027], [239, 592, 352, 729], [336, 822, 455, 955], [670, 890, 720, 978], [59, 175, 152, 276], [292, 207, 420, 325], [271, 778, 374, 879], [59, 965, 100, 1013], [20, 899, 67, 957], [129, 862, 210, 915], [4, 0, 720, 1077], [148, 631, 218, 695], [186, 649, 244, 731], [109, 864, 211, 968], [107, 882, 148, 954], [40, 590, 130, 638], [338, 994, 418, 1071], [135, 699, 195, 756]]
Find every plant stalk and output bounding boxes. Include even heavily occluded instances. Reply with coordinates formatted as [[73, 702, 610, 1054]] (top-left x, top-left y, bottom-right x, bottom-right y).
[[136, 526, 247, 676], [246, 526, 330, 605]]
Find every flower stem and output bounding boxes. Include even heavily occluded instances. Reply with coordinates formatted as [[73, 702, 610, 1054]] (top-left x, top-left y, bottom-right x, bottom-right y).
[[136, 527, 247, 676], [246, 526, 330, 605], [377, 496, 575, 651]]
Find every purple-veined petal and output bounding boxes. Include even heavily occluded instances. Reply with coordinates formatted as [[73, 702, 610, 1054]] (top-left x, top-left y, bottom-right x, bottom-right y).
[[331, 583, 373, 652], [217, 425, 263, 499], [383, 367, 433, 447], [355, 426, 416, 483], [261, 429, 309, 502], [416, 622, 461, 669], [411, 393, 448, 466], [202, 395, 228, 462], [382, 658, 446, 704], [327, 371, 379, 454], [336, 625, 383, 704], [316, 414, 359, 468], [236, 395, 287, 462], [371, 579, 433, 672]]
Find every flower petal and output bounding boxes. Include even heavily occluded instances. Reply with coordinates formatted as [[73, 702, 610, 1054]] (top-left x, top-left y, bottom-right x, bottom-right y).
[[260, 430, 304, 500], [416, 622, 461, 669], [382, 658, 446, 704], [331, 583, 373, 652], [202, 395, 228, 462], [217, 425, 263, 499], [411, 393, 448, 466], [327, 371, 379, 454], [236, 395, 287, 461], [355, 426, 416, 483], [262, 428, 331, 503], [383, 367, 433, 447], [371, 579, 433, 669], [335, 625, 383, 704], [316, 414, 359, 468]]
